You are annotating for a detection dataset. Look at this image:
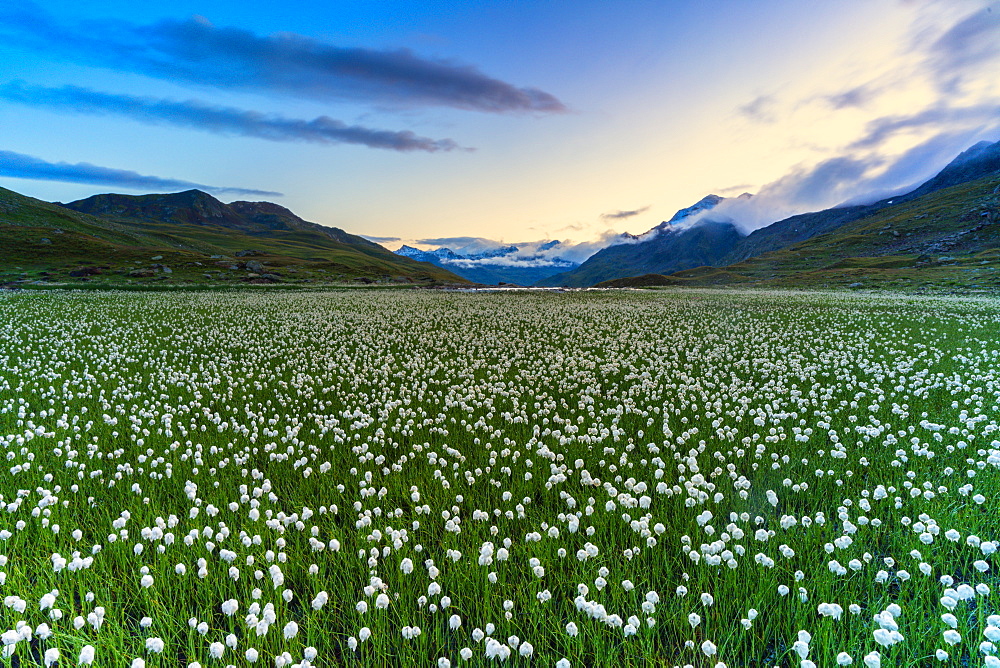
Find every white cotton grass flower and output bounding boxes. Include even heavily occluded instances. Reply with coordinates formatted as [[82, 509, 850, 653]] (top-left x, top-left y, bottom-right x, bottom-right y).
[[131, 659, 145, 668], [145, 637, 165, 653], [78, 645, 96, 665], [44, 648, 60, 667]]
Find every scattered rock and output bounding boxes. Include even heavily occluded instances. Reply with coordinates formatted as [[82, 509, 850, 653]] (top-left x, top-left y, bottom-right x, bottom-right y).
[[128, 269, 155, 278], [354, 277, 375, 284], [39, 238, 52, 245], [246, 260, 265, 274], [68, 266, 102, 277], [235, 249, 262, 257], [848, 282, 863, 289], [151, 255, 164, 261]]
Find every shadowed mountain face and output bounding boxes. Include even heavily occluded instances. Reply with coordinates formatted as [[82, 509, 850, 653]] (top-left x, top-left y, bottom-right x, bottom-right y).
[[536, 220, 744, 287], [64, 189, 252, 229], [535, 195, 741, 287]]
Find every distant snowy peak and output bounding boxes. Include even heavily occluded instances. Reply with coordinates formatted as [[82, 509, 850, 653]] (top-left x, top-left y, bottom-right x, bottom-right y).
[[630, 192, 749, 239], [395, 242, 576, 268], [396, 245, 461, 262], [393, 239, 580, 285]]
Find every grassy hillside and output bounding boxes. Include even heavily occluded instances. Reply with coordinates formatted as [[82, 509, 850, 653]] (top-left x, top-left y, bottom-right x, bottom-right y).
[[597, 173, 1000, 292], [0, 187, 465, 286]]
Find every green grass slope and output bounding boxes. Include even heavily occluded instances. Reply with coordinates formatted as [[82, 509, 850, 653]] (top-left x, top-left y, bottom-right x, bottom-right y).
[[1, 187, 465, 286]]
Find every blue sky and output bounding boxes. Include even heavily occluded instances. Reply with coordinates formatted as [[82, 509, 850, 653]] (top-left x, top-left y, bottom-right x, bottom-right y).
[[1, 1, 998, 251]]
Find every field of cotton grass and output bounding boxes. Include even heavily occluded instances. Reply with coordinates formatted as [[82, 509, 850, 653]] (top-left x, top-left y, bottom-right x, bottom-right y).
[[1, 288, 999, 667]]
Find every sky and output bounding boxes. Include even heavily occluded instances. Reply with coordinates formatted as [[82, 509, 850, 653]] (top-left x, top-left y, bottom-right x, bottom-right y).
[[1, 0, 998, 258]]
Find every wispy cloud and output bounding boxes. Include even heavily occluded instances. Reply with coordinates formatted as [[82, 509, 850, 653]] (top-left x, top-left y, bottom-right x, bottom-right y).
[[0, 149, 281, 196], [0, 4, 565, 113], [416, 236, 489, 248], [0, 82, 463, 152], [737, 94, 778, 123], [925, 6, 1000, 93], [850, 103, 1000, 149], [360, 234, 401, 243], [823, 83, 881, 110], [716, 3, 1000, 232], [600, 205, 649, 221]]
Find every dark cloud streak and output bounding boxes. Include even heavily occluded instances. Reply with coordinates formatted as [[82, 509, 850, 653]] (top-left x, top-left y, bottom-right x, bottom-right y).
[[737, 94, 777, 123], [823, 83, 880, 110], [0, 149, 281, 196], [600, 205, 650, 221], [0, 81, 462, 152], [850, 103, 1000, 149], [0, 4, 565, 113]]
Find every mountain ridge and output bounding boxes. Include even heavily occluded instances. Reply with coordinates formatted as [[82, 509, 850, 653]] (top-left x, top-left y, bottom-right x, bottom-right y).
[[1, 187, 465, 285]]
